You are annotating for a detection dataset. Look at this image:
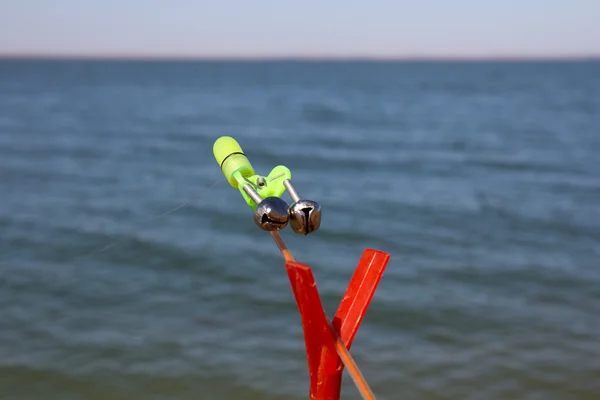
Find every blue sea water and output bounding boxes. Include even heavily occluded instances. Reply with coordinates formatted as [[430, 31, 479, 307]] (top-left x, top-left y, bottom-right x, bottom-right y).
[[0, 59, 599, 399]]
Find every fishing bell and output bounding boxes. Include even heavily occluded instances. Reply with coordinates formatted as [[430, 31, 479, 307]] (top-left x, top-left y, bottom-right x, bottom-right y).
[[282, 179, 322, 235], [253, 196, 290, 231], [289, 199, 321, 235]]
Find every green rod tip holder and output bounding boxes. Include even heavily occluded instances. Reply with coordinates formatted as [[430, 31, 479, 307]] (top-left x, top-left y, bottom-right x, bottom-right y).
[[213, 136, 255, 188]]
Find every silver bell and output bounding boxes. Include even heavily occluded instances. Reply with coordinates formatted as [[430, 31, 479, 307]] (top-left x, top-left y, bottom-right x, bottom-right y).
[[253, 196, 290, 231], [288, 200, 321, 235]]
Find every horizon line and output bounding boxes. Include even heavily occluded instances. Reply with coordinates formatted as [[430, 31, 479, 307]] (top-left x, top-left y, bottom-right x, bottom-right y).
[[1, 52, 599, 62]]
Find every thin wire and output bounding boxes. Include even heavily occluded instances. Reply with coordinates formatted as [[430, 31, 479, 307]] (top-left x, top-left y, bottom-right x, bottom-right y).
[[0, 179, 223, 290], [1, 179, 222, 272], [269, 231, 376, 400], [79, 179, 221, 259]]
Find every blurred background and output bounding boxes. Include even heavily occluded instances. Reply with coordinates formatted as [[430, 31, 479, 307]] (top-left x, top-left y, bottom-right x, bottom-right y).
[[1, 1, 599, 399]]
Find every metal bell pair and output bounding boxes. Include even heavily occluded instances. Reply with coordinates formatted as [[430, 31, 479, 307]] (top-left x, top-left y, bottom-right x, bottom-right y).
[[253, 180, 321, 235]]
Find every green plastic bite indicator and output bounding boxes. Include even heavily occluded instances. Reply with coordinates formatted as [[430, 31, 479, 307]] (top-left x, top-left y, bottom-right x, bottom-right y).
[[213, 136, 291, 211]]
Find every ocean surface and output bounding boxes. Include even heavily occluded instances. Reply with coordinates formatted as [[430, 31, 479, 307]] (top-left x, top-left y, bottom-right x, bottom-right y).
[[1, 59, 599, 400]]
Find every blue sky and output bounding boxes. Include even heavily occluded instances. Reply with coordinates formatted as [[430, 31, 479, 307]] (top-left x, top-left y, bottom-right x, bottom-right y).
[[0, 0, 598, 58]]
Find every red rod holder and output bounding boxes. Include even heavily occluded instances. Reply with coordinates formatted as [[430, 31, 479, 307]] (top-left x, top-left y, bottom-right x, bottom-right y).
[[285, 248, 391, 400]]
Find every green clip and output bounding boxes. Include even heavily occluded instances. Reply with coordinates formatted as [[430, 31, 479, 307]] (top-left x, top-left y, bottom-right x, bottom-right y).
[[233, 165, 291, 211], [213, 136, 292, 211]]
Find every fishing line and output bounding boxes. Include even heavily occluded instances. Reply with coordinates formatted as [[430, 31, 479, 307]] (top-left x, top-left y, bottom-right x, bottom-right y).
[[76, 178, 222, 260], [0, 178, 222, 283]]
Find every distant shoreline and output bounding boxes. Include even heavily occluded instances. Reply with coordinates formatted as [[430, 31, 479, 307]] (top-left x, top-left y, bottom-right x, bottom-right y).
[[0, 53, 598, 62]]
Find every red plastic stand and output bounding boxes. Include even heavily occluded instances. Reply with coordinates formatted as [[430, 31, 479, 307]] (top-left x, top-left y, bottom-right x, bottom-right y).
[[285, 248, 391, 400]]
